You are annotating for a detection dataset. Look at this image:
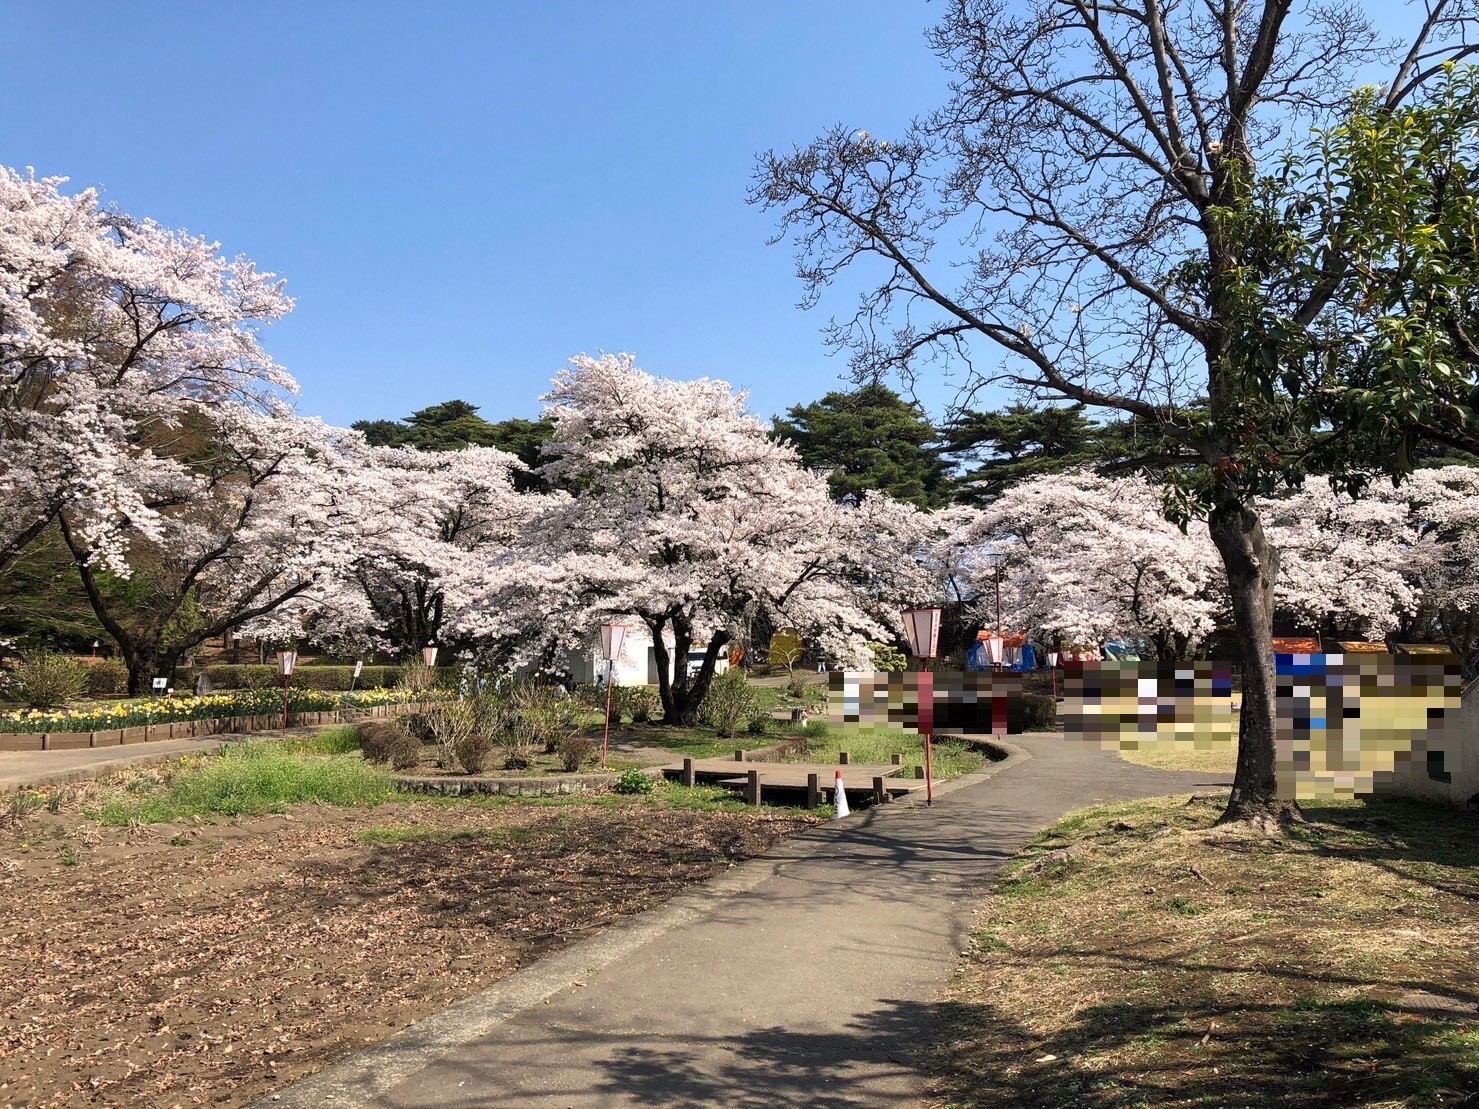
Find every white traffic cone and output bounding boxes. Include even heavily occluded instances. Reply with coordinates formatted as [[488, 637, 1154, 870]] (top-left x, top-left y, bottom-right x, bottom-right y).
[[833, 770, 850, 819]]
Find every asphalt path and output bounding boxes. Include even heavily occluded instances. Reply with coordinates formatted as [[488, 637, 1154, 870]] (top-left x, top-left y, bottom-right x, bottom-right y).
[[262, 735, 1232, 1108]]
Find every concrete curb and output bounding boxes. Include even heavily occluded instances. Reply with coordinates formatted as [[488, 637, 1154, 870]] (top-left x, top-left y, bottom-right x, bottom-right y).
[[251, 731, 1038, 1108]]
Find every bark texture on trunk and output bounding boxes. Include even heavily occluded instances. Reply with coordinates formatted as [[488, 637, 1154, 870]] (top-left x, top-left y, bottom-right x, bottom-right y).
[[1208, 498, 1300, 825], [126, 647, 176, 698], [649, 615, 730, 727]]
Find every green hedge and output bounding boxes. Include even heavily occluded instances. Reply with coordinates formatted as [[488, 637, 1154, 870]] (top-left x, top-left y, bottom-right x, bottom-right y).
[[86, 658, 130, 696], [186, 664, 401, 691], [1012, 693, 1058, 733]]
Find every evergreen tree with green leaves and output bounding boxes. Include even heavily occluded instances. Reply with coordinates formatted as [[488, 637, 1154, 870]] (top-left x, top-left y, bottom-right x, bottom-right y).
[[771, 383, 950, 509], [352, 400, 554, 492], [941, 403, 1100, 502]]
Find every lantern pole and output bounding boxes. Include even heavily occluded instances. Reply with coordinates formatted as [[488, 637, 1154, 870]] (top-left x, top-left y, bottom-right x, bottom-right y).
[[901, 607, 942, 806], [420, 644, 438, 718], [603, 660, 616, 769], [995, 565, 1002, 654], [599, 624, 627, 770], [277, 649, 296, 735]]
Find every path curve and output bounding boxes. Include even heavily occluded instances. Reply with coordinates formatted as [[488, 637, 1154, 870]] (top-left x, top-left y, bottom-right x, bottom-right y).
[[260, 735, 1232, 1108]]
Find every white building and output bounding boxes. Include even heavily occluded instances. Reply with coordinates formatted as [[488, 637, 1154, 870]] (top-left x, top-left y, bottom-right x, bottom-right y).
[[562, 623, 729, 688]]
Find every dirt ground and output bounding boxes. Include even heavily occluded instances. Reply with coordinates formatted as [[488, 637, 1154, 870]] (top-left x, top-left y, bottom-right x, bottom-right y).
[[0, 793, 817, 1107], [932, 794, 1479, 1107]]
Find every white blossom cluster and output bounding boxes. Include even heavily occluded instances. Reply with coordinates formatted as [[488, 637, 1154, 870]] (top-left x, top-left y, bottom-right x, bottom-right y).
[[935, 468, 1479, 656], [5, 166, 1477, 688]]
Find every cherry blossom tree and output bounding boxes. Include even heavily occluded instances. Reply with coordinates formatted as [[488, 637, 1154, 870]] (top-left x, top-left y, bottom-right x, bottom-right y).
[[1260, 483, 1422, 640], [338, 442, 531, 655], [1391, 467, 1479, 672], [939, 472, 1223, 658], [938, 468, 1471, 659], [57, 408, 359, 694], [0, 166, 295, 576], [461, 354, 929, 724]]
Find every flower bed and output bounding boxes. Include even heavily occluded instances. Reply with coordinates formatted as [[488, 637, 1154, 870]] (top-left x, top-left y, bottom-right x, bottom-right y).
[[0, 687, 422, 733]]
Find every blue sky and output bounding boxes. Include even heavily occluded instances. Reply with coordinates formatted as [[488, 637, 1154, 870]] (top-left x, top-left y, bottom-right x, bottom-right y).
[[0, 1, 963, 428]]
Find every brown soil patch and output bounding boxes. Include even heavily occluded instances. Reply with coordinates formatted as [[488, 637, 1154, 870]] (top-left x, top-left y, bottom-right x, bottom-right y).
[[0, 796, 816, 1106], [933, 795, 1479, 1107]]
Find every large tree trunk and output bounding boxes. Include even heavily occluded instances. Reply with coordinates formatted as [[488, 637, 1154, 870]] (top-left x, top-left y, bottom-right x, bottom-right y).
[[125, 643, 164, 698], [1207, 498, 1299, 826], [649, 614, 731, 727]]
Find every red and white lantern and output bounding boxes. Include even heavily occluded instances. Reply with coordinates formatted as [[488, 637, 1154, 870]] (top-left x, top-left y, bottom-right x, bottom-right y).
[[901, 607, 942, 660], [599, 623, 627, 662], [986, 634, 1005, 666]]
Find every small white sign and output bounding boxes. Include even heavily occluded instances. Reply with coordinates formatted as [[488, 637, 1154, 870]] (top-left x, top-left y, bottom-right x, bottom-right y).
[[353, 660, 364, 678], [151, 677, 168, 691]]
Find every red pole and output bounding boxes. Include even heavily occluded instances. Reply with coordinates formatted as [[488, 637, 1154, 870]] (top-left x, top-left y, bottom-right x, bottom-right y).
[[919, 667, 934, 806], [602, 659, 615, 769]]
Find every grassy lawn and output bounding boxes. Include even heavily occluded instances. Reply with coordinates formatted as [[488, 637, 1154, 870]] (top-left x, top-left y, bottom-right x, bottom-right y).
[[78, 726, 826, 826], [606, 720, 783, 759], [92, 730, 396, 824], [788, 725, 988, 781], [933, 793, 1479, 1107], [1116, 740, 1238, 774]]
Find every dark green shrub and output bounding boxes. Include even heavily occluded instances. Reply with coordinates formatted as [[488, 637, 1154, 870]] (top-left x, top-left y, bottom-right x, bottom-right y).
[[867, 642, 908, 672], [799, 718, 830, 741], [628, 687, 658, 723], [5, 652, 88, 708], [746, 713, 771, 735], [1015, 693, 1057, 733], [87, 658, 129, 696], [700, 669, 759, 738], [193, 664, 399, 691], [559, 734, 595, 772], [613, 768, 654, 794], [358, 722, 401, 764], [387, 728, 423, 770], [360, 721, 424, 768], [453, 730, 494, 775], [607, 684, 633, 723]]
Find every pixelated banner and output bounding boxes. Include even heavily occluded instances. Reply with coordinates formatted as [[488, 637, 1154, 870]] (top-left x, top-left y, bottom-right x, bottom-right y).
[[1060, 657, 1461, 799], [1061, 660, 1237, 751], [829, 671, 1025, 734], [1276, 653, 1462, 799]]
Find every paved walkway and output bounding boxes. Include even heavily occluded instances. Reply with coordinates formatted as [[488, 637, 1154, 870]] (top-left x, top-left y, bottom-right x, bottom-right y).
[[262, 735, 1233, 1108], [0, 737, 237, 791]]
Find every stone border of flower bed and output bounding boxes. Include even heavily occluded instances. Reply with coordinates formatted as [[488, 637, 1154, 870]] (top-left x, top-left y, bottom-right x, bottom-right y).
[[0, 704, 414, 753]]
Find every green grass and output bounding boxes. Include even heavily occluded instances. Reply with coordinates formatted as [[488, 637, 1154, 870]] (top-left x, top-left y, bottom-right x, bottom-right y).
[[273, 725, 363, 755], [644, 779, 834, 817], [396, 779, 831, 818], [94, 741, 395, 824], [611, 721, 780, 760], [786, 725, 986, 781], [935, 794, 1479, 1108]]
